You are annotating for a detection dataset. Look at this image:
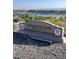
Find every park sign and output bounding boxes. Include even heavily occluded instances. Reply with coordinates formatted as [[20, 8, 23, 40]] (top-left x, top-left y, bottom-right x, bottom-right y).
[[19, 20, 64, 43]]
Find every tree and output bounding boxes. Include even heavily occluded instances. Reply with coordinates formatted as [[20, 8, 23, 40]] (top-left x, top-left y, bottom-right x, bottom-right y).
[[20, 14, 32, 22], [13, 18, 19, 23]]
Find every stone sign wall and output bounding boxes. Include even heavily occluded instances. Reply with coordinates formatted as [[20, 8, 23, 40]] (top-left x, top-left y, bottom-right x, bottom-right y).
[[19, 20, 64, 43]]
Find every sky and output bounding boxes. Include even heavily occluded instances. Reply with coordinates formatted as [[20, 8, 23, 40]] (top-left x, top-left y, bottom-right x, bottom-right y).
[[13, 0, 66, 10]]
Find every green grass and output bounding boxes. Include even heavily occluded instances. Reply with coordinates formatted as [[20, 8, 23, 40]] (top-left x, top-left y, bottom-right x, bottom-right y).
[[13, 15, 66, 33]]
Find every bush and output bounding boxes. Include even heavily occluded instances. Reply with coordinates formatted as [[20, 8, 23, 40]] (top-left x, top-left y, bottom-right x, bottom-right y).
[[13, 19, 19, 23]]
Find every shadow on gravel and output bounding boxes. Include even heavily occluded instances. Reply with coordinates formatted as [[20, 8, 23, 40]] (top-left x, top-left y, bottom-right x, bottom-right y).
[[13, 32, 51, 46]]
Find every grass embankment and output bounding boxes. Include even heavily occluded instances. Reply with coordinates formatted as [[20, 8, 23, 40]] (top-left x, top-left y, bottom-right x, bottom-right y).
[[13, 15, 66, 35]]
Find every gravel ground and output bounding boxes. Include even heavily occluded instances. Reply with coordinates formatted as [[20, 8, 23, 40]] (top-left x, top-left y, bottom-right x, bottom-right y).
[[13, 32, 66, 59]]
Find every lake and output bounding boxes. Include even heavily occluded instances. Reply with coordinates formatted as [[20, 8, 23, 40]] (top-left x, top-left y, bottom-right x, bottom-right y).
[[30, 13, 65, 17]]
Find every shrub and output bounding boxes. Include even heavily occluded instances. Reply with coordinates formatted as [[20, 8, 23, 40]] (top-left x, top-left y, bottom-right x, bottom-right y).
[[13, 19, 19, 23]]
